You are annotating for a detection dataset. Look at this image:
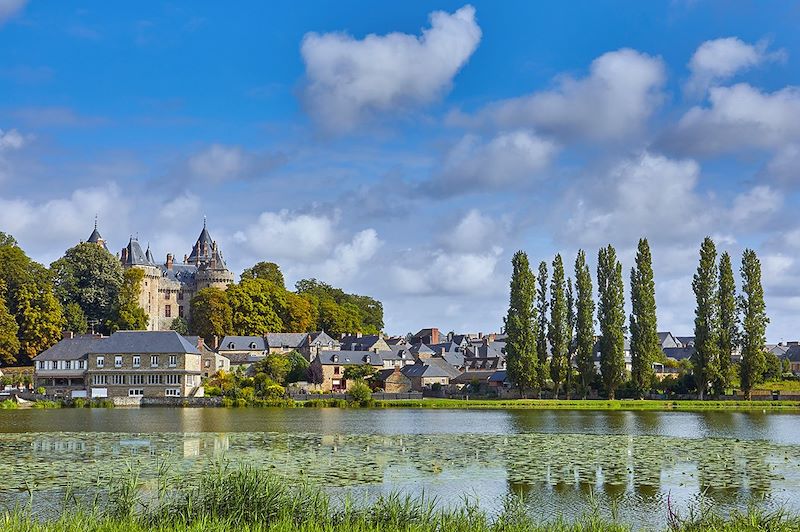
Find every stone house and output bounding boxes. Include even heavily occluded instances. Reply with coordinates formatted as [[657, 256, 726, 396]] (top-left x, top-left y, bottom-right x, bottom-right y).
[[185, 336, 230, 378], [381, 344, 417, 369], [217, 336, 268, 369], [401, 357, 461, 391], [86, 331, 204, 400], [309, 350, 384, 392], [298, 331, 340, 361], [33, 334, 105, 398], [374, 367, 412, 393], [339, 334, 390, 353], [786, 345, 800, 374]]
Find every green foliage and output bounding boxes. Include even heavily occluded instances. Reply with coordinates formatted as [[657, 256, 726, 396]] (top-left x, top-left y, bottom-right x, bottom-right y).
[[597, 245, 626, 400], [349, 379, 373, 405], [0, 281, 21, 364], [504, 251, 539, 396], [535, 261, 549, 393], [764, 352, 783, 381], [227, 278, 287, 334], [0, 231, 17, 247], [548, 254, 569, 397], [190, 288, 232, 342], [253, 353, 292, 384], [63, 302, 88, 334], [296, 278, 384, 334], [111, 268, 148, 331], [50, 242, 123, 333], [286, 350, 310, 383], [716, 252, 737, 394], [240, 261, 285, 288], [343, 363, 376, 381], [574, 250, 596, 399], [739, 249, 768, 399], [169, 316, 189, 335], [691, 237, 719, 399], [629, 238, 659, 398]]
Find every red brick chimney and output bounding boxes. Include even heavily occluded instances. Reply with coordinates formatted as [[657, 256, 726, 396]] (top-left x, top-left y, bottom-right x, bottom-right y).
[[166, 253, 174, 270], [431, 328, 440, 345]]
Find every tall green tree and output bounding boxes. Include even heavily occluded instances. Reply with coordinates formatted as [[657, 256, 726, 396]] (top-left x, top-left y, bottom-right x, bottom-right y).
[[716, 252, 737, 395], [227, 278, 287, 334], [548, 254, 569, 398], [574, 250, 596, 399], [190, 288, 233, 343], [536, 261, 549, 395], [597, 245, 625, 399], [691, 237, 719, 400], [50, 243, 124, 333], [110, 268, 148, 331], [504, 251, 539, 397], [63, 302, 88, 335], [739, 249, 768, 400], [565, 278, 576, 399], [241, 262, 285, 288], [296, 278, 384, 333], [629, 238, 659, 398], [0, 281, 20, 364], [15, 278, 64, 358], [169, 316, 189, 335]]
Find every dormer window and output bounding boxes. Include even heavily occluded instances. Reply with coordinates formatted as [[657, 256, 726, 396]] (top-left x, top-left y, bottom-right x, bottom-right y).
[[249, 342, 257, 349], [332, 354, 339, 363], [228, 342, 235, 349], [365, 355, 371, 364]]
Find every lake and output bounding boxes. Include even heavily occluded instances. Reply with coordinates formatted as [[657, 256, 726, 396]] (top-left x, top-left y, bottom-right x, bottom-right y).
[[1, 407, 799, 529]]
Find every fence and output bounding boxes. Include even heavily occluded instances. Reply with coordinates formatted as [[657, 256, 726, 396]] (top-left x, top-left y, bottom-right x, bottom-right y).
[[289, 391, 422, 401]]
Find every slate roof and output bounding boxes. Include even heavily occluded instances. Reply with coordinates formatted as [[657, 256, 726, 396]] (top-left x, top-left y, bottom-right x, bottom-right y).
[[122, 238, 150, 266], [186, 223, 228, 268], [316, 350, 384, 366], [676, 336, 695, 348], [88, 331, 200, 355], [451, 370, 495, 384], [767, 344, 789, 358], [383, 345, 414, 361], [340, 334, 386, 351], [657, 332, 681, 348], [401, 358, 461, 379], [145, 245, 155, 265], [35, 335, 105, 361], [662, 346, 696, 361], [785, 345, 800, 362], [225, 353, 266, 365], [266, 333, 307, 349], [488, 370, 508, 383], [440, 351, 466, 368], [306, 331, 339, 347], [218, 336, 267, 351], [410, 343, 434, 356], [160, 263, 198, 284]]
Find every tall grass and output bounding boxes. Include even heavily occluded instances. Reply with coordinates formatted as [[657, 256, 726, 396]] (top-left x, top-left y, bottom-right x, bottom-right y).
[[3, 464, 800, 531]]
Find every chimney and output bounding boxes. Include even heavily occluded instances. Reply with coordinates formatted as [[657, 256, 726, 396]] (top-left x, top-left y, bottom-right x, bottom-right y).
[[356, 332, 362, 338], [212, 335, 220, 350], [62, 330, 74, 340], [196, 337, 204, 349], [431, 328, 440, 345], [184, 254, 189, 264], [166, 253, 174, 270], [121, 247, 128, 263]]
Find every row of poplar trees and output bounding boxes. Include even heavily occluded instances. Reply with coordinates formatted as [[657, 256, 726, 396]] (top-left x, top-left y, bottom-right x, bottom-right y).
[[504, 237, 768, 400]]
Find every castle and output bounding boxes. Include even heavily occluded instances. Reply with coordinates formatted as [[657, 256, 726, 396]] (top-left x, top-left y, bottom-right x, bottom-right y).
[[87, 220, 234, 331]]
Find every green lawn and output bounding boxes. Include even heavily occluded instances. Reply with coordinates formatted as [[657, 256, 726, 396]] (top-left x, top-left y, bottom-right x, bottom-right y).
[[374, 398, 800, 410]]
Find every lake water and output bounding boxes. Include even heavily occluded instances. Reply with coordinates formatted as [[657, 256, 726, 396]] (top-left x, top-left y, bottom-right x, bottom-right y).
[[1, 407, 799, 529]]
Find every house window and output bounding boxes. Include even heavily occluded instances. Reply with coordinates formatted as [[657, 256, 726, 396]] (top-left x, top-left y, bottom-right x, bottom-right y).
[[165, 374, 181, 385], [147, 374, 162, 385], [114, 356, 123, 368], [228, 342, 235, 349], [93, 375, 107, 385], [38, 361, 44, 369], [168, 355, 177, 367], [334, 366, 340, 375], [129, 374, 145, 385], [128, 389, 143, 397], [112, 374, 125, 385], [65, 360, 71, 370], [204, 360, 210, 368], [96, 356, 104, 368], [177, 292, 183, 301], [165, 388, 181, 397], [165, 305, 171, 318], [178, 305, 184, 318], [79, 360, 85, 370], [133, 356, 140, 368], [150, 355, 159, 367]]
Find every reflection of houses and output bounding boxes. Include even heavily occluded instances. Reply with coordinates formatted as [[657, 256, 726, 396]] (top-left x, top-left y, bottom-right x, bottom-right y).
[[87, 331, 204, 400], [309, 351, 384, 392], [33, 334, 104, 397]]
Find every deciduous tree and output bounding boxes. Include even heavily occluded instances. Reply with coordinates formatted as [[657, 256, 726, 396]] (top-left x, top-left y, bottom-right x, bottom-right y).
[[190, 288, 232, 342], [241, 262, 285, 288], [111, 268, 148, 331], [0, 281, 20, 364], [716, 252, 737, 395], [536, 261, 549, 395]]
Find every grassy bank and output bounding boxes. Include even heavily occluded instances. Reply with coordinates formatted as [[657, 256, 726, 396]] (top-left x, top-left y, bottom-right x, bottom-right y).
[[2, 465, 799, 531], [370, 398, 800, 411]]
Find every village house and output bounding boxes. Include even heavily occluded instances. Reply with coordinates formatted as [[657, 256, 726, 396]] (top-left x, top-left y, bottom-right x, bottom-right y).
[[86, 331, 204, 400], [374, 367, 413, 393], [339, 333, 391, 353], [185, 336, 230, 378], [217, 336, 268, 369], [33, 334, 105, 398], [309, 350, 384, 392], [380, 344, 417, 369], [401, 357, 461, 391]]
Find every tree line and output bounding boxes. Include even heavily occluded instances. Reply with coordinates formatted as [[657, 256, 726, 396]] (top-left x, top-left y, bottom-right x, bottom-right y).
[[504, 237, 770, 400], [0, 232, 383, 365]]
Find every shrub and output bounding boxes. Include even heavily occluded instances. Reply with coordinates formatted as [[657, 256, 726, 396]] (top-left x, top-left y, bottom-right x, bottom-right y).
[[36, 386, 46, 395], [221, 397, 234, 408], [0, 399, 18, 409], [349, 379, 373, 406], [205, 385, 222, 397], [72, 398, 88, 408]]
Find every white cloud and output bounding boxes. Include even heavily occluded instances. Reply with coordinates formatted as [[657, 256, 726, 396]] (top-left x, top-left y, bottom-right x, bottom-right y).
[[186, 144, 286, 182], [391, 247, 502, 295], [762, 144, 800, 185], [473, 49, 665, 141], [234, 210, 335, 261], [426, 130, 557, 195], [666, 83, 800, 155], [160, 193, 200, 221], [686, 37, 784, 96], [0, 0, 26, 25], [317, 229, 382, 282], [731, 185, 782, 226], [0, 127, 27, 182], [300, 4, 481, 133], [443, 209, 508, 252]]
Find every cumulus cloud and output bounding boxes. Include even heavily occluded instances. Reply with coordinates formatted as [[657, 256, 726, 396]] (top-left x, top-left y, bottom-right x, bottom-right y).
[[664, 83, 800, 155], [441, 209, 509, 252], [234, 210, 336, 261], [300, 4, 481, 133], [316, 229, 382, 282], [686, 37, 785, 96], [390, 247, 502, 295], [470, 49, 665, 141], [0, 127, 27, 182], [187, 144, 286, 182], [561, 153, 712, 246], [761, 144, 800, 185], [0, 0, 26, 25], [425, 130, 557, 196], [731, 185, 782, 226]]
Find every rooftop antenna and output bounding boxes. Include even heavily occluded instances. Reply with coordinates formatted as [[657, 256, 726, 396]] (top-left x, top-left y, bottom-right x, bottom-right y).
[[94, 214, 98, 231], [203, 215, 207, 229]]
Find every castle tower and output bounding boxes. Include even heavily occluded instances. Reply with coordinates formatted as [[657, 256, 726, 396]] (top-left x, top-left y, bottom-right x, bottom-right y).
[[189, 220, 234, 290], [86, 217, 108, 251]]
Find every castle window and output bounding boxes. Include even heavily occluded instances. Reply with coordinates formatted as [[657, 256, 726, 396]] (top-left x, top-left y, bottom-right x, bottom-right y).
[[165, 305, 171, 318], [164, 292, 170, 300], [178, 305, 184, 318], [177, 292, 183, 301]]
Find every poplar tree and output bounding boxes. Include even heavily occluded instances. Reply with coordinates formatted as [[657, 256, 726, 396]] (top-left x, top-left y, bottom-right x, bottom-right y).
[[536, 261, 549, 395], [565, 278, 576, 399], [574, 250, 596, 398], [716, 252, 737, 395], [629, 238, 659, 398], [504, 251, 539, 397], [548, 254, 568, 398], [597, 245, 626, 399], [691, 237, 719, 400], [739, 249, 768, 400]]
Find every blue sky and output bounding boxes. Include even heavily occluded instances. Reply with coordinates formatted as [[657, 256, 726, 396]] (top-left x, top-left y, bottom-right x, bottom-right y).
[[1, 0, 800, 340]]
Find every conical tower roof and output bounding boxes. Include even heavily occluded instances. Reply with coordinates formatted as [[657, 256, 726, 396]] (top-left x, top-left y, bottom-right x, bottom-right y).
[[86, 218, 108, 251], [187, 218, 226, 268]]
